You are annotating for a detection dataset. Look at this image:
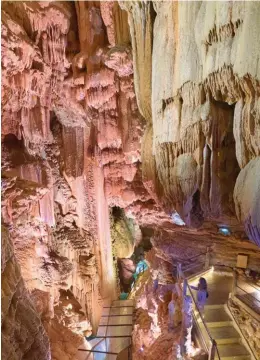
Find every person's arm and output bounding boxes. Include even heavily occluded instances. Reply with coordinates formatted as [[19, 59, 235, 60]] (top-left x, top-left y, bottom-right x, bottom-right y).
[[190, 285, 198, 290]]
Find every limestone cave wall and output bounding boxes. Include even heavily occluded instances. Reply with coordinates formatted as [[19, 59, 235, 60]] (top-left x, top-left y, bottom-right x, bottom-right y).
[[1, 1, 260, 359], [1, 1, 149, 357], [122, 1, 260, 246]]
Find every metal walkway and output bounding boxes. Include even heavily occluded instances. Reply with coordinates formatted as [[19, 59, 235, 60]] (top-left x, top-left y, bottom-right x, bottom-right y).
[[76, 299, 134, 360], [189, 270, 253, 360]]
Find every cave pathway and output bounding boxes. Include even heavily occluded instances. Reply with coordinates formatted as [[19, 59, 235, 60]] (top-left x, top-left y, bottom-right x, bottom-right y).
[[189, 269, 258, 360], [76, 299, 134, 360]]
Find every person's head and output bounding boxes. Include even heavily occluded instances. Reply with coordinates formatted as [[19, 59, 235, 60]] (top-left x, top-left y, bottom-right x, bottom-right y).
[[198, 277, 207, 290]]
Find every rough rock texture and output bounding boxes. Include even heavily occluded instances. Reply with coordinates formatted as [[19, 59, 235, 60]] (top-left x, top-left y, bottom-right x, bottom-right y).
[[1, 225, 51, 360], [129, 270, 181, 360], [1, 1, 169, 357], [228, 297, 260, 359], [1, 0, 142, 357], [234, 158, 260, 247], [122, 1, 260, 246], [2, 1, 260, 359], [110, 207, 135, 259]]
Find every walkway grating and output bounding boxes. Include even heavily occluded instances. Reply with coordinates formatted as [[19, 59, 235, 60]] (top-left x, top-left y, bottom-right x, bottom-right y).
[[76, 299, 134, 360]]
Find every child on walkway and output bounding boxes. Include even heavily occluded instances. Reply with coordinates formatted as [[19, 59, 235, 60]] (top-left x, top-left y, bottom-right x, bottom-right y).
[[190, 277, 208, 312]]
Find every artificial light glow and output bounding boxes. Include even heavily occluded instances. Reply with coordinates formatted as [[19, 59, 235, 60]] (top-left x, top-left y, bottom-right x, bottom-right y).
[[189, 346, 201, 357], [67, 303, 73, 310], [135, 260, 148, 275], [221, 228, 229, 234], [171, 211, 185, 226], [218, 226, 231, 236]]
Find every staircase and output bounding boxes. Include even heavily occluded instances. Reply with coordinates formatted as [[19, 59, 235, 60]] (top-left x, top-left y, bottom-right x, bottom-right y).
[[188, 269, 254, 360], [196, 304, 251, 360]]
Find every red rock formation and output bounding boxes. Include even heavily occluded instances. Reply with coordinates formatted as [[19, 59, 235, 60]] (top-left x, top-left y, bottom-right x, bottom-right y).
[[1, 1, 162, 357], [2, 225, 51, 360], [1, 1, 260, 359]]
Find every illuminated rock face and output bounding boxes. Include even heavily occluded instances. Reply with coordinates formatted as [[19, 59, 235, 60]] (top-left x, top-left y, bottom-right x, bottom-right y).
[[1, 226, 51, 360], [121, 1, 260, 247], [1, 1, 167, 357], [1, 1, 143, 357], [1, 1, 260, 359]]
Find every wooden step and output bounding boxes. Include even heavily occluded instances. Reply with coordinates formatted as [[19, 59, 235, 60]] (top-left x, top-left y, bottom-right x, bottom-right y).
[[204, 304, 226, 310], [215, 343, 251, 360], [210, 326, 240, 344], [196, 307, 233, 328]]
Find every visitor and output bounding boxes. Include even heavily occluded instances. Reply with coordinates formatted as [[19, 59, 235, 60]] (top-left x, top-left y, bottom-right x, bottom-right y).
[[190, 277, 208, 312]]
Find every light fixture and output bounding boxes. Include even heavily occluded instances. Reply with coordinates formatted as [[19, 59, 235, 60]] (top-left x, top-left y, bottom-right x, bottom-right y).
[[218, 226, 231, 236], [171, 211, 185, 226], [67, 304, 73, 310]]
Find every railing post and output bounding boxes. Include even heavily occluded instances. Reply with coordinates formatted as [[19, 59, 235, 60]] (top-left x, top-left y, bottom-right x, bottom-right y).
[[128, 344, 131, 360], [205, 247, 210, 269], [177, 263, 183, 280], [232, 269, 237, 296], [183, 279, 187, 297], [208, 340, 216, 360]]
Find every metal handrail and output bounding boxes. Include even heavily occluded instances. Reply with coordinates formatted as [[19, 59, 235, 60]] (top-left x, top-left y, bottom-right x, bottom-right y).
[[182, 261, 205, 274], [186, 285, 210, 352], [177, 264, 220, 360], [236, 283, 260, 304], [234, 287, 260, 321], [187, 283, 212, 342], [232, 270, 260, 319], [173, 248, 211, 266]]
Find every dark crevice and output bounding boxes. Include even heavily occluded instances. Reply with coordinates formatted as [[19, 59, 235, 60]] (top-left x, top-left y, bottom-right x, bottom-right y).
[[3, 133, 24, 151], [162, 97, 174, 112], [189, 190, 204, 228], [87, 124, 98, 157]]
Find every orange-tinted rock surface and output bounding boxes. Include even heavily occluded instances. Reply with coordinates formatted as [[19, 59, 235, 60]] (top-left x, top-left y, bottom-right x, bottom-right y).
[[1, 1, 260, 359], [1, 1, 158, 357]]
